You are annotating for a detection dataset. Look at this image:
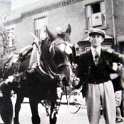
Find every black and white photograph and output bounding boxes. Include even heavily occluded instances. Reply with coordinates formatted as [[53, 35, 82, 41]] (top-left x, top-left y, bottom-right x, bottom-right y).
[[0, 0, 123, 124]]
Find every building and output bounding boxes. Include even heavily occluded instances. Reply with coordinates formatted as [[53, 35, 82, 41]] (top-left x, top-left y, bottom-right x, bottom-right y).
[[0, 0, 11, 20], [0, 0, 11, 56], [4, 0, 124, 53], [114, 0, 124, 53]]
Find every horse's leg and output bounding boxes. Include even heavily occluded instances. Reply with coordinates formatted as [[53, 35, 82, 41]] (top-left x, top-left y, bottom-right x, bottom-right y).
[[14, 93, 24, 124], [29, 98, 40, 124], [50, 100, 58, 124], [0, 98, 13, 124]]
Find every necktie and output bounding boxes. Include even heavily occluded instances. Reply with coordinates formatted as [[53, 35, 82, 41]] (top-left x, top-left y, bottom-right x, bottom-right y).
[[94, 50, 99, 65]]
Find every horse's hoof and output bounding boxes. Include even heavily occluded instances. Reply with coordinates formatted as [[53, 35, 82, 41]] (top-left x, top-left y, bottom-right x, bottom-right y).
[[14, 118, 20, 124]]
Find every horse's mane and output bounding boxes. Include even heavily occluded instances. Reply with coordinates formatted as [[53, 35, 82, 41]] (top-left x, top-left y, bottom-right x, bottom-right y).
[[40, 38, 57, 76]]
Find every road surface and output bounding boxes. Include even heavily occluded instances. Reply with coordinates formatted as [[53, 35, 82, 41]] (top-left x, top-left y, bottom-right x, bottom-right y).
[[0, 95, 123, 124]]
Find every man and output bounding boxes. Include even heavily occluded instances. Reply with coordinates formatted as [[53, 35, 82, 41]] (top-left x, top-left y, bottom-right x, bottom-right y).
[[75, 28, 124, 124], [115, 90, 123, 122], [110, 63, 123, 123]]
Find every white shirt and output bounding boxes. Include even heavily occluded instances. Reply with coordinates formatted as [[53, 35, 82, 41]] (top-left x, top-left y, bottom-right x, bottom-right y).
[[91, 46, 101, 62]]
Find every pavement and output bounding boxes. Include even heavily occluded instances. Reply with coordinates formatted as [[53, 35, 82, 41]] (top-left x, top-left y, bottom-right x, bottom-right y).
[[0, 95, 123, 124]]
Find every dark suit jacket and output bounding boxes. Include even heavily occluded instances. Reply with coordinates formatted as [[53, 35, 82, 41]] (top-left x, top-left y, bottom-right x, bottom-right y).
[[74, 49, 123, 96]]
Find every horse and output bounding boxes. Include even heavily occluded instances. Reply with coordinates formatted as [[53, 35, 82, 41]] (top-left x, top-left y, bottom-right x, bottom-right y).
[[0, 53, 21, 124], [0, 31, 17, 124], [110, 62, 124, 118], [5, 24, 74, 124], [0, 78, 13, 124], [118, 64, 124, 117]]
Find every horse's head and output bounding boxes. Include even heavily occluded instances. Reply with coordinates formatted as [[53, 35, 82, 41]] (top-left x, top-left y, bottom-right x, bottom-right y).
[[0, 75, 18, 97], [45, 24, 75, 87], [0, 53, 21, 80], [55, 24, 71, 42], [3, 72, 25, 92]]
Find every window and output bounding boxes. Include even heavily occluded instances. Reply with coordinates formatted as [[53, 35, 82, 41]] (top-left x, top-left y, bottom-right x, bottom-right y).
[[92, 2, 101, 13], [85, 1, 106, 28], [34, 16, 48, 39], [5, 25, 16, 53]]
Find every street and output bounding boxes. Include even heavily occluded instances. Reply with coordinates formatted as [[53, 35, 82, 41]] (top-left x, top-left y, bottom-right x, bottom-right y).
[[0, 96, 123, 124]]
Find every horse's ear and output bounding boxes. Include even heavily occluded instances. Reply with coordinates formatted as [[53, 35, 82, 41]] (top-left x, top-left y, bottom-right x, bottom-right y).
[[66, 24, 71, 35], [46, 26, 55, 41]]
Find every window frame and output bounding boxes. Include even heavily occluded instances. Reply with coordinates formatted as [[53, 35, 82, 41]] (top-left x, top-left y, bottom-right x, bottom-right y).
[[34, 16, 48, 39], [85, 1, 106, 29]]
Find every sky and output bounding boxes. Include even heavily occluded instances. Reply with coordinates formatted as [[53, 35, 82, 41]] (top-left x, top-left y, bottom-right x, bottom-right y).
[[11, 0, 40, 10]]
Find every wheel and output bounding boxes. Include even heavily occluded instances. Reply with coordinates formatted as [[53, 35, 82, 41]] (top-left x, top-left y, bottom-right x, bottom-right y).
[[67, 90, 81, 114]]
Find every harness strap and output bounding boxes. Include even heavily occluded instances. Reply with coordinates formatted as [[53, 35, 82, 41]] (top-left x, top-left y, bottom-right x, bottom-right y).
[[29, 42, 47, 75], [32, 42, 41, 55]]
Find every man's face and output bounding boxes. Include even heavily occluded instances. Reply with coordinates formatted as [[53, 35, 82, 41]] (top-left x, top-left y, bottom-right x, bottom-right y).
[[89, 34, 104, 48]]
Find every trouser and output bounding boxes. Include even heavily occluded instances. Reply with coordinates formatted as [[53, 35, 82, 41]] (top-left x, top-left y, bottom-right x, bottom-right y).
[[115, 90, 122, 107], [115, 90, 122, 119], [86, 81, 116, 124]]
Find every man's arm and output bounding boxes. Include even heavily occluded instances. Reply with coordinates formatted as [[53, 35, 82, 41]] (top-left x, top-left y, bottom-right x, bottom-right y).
[[109, 50, 124, 89], [106, 49, 124, 64]]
